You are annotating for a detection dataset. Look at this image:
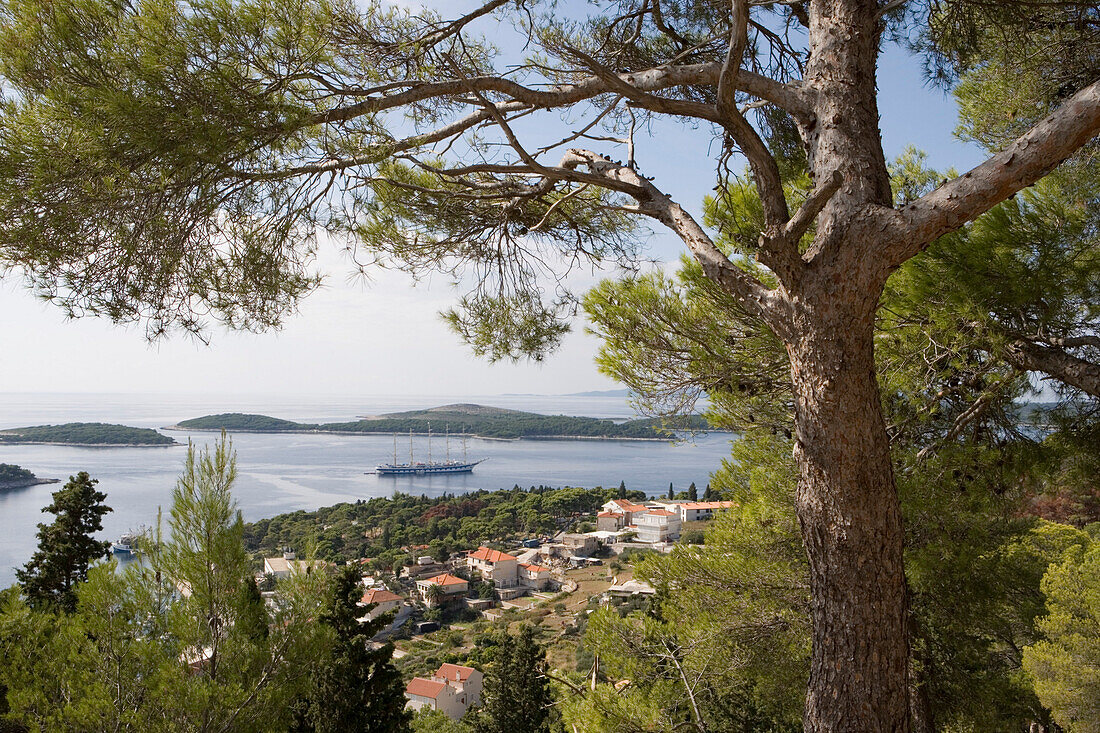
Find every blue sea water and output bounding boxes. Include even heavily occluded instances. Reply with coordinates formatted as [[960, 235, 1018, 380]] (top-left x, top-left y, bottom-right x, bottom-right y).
[[0, 393, 735, 588]]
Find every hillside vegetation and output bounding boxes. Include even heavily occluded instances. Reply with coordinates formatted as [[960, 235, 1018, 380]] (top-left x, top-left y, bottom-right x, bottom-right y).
[[177, 404, 707, 439], [0, 463, 39, 489], [0, 423, 176, 445]]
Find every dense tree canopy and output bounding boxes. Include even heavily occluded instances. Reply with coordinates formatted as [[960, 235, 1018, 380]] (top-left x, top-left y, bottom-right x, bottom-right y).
[[3, 0, 1100, 728], [16, 472, 111, 612]]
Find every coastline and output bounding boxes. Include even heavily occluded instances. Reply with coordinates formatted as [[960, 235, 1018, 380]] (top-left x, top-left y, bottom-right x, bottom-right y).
[[161, 426, 699, 442], [0, 440, 180, 448], [0, 477, 61, 491]]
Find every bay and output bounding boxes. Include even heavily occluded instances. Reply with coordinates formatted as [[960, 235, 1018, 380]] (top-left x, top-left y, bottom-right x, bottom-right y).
[[0, 392, 734, 588]]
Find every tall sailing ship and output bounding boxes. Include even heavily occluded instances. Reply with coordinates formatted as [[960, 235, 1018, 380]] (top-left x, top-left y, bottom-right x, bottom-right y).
[[375, 424, 485, 475]]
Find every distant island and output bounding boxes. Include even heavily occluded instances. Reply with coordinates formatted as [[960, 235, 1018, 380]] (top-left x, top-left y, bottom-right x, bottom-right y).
[[0, 423, 178, 446], [0, 463, 59, 490], [171, 403, 708, 440]]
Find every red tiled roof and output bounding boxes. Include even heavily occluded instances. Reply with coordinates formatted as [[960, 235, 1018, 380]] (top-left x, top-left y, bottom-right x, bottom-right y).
[[647, 509, 677, 517], [610, 499, 647, 512], [422, 573, 467, 587], [435, 663, 477, 682], [406, 677, 447, 699], [519, 562, 549, 573], [468, 547, 517, 563], [597, 512, 618, 518], [360, 588, 401, 605]]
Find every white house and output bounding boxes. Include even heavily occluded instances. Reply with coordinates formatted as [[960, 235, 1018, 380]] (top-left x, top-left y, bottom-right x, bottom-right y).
[[517, 562, 551, 590], [359, 587, 403, 620], [600, 498, 648, 525], [404, 678, 466, 719], [263, 552, 331, 579], [432, 663, 483, 706], [632, 509, 681, 543], [415, 573, 468, 607], [466, 547, 519, 588], [673, 501, 737, 522], [405, 663, 484, 720]]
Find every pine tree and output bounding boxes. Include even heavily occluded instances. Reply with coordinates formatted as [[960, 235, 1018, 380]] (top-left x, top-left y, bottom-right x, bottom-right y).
[[474, 625, 553, 733], [294, 565, 411, 733], [16, 472, 111, 612]]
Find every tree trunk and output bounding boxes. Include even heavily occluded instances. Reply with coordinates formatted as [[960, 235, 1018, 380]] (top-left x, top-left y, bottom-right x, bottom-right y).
[[787, 297, 910, 732]]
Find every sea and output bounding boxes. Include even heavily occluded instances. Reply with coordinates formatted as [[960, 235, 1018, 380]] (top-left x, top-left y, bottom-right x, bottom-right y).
[[0, 392, 735, 588]]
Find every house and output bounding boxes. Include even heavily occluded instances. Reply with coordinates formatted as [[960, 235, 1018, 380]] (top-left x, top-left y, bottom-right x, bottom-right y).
[[673, 501, 737, 523], [600, 499, 648, 525], [432, 663, 483, 706], [404, 678, 466, 719], [415, 573, 468, 607], [517, 562, 551, 590], [359, 588, 403, 620], [466, 547, 519, 589], [596, 511, 625, 532], [263, 552, 331, 579], [632, 509, 681, 543], [405, 663, 484, 720], [561, 533, 598, 557]]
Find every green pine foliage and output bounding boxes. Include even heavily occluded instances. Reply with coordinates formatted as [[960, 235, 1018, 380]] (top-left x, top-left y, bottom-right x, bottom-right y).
[[0, 464, 35, 487], [15, 472, 111, 612], [292, 566, 410, 733], [0, 434, 342, 732], [1023, 535, 1100, 733], [244, 485, 645, 569], [472, 626, 554, 733]]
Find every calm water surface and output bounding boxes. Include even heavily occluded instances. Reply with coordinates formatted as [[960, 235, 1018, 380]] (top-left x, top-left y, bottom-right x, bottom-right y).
[[0, 393, 734, 587]]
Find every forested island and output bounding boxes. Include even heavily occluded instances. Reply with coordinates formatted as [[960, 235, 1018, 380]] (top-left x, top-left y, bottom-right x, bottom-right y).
[[173, 403, 708, 440], [0, 423, 177, 446], [0, 463, 58, 490]]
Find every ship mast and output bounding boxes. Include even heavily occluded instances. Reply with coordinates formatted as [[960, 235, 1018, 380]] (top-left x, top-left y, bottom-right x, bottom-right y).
[[427, 422, 432, 464], [446, 427, 451, 463], [409, 429, 414, 465], [393, 433, 397, 465]]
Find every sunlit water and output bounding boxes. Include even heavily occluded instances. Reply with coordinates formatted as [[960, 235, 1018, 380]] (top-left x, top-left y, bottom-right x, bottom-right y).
[[0, 392, 734, 587]]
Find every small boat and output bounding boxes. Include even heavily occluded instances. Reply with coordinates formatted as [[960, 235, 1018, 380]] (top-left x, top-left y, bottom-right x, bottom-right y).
[[375, 426, 486, 476], [111, 532, 139, 555]]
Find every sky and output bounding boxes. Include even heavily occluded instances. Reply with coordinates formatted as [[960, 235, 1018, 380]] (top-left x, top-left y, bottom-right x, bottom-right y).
[[0, 5, 991, 397]]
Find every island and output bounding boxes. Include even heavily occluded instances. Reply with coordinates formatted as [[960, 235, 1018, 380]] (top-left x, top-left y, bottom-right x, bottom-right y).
[[171, 403, 709, 440], [0, 463, 59, 491], [0, 423, 178, 446]]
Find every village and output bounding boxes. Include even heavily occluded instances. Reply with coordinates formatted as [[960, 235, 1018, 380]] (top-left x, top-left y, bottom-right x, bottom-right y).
[[261, 498, 736, 720]]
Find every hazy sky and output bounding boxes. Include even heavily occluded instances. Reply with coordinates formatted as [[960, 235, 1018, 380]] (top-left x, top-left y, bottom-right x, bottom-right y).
[[0, 8, 989, 397]]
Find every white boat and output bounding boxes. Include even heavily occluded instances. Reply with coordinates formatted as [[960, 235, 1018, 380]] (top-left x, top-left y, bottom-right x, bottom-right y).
[[111, 532, 139, 555], [375, 425, 486, 475]]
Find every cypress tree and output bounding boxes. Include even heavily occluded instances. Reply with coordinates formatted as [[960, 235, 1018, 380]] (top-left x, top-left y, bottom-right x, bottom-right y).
[[687, 482, 698, 501], [474, 625, 553, 733], [667, 483, 674, 500], [294, 565, 410, 733], [16, 472, 111, 612]]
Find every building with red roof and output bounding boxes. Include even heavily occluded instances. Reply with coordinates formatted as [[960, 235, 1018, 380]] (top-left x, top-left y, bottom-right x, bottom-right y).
[[415, 573, 468, 607], [358, 587, 403, 620], [633, 508, 682, 544], [466, 546, 519, 589], [405, 662, 484, 719]]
